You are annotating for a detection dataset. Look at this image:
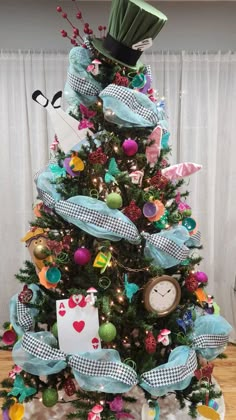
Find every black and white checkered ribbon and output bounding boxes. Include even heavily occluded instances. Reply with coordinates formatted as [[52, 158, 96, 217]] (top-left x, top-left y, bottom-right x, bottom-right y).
[[67, 72, 100, 97], [21, 333, 137, 387], [17, 300, 33, 332], [140, 349, 198, 388], [99, 85, 159, 125], [192, 334, 229, 349], [37, 188, 140, 243], [142, 232, 189, 262]]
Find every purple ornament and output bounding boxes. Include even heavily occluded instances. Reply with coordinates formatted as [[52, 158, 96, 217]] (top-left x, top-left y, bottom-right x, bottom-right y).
[[122, 139, 138, 156], [63, 157, 80, 177], [74, 247, 91, 265], [143, 202, 157, 218], [2, 410, 10, 420], [194, 271, 208, 283]]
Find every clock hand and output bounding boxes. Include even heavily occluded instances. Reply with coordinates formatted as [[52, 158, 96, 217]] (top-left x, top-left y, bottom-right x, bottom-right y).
[[163, 289, 172, 296], [153, 288, 164, 297]]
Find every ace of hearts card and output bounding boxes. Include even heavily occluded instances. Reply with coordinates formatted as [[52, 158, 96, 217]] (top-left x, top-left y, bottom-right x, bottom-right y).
[[56, 294, 101, 354]]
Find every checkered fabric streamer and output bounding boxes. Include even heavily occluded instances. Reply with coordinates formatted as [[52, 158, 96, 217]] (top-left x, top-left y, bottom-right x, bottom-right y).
[[22, 333, 65, 360], [21, 333, 137, 387], [190, 230, 201, 246], [142, 232, 189, 261], [69, 355, 137, 386], [100, 85, 159, 125], [192, 334, 229, 349], [37, 188, 56, 209], [55, 200, 140, 242], [141, 349, 198, 388], [67, 72, 100, 97], [145, 64, 152, 81], [17, 300, 33, 332]]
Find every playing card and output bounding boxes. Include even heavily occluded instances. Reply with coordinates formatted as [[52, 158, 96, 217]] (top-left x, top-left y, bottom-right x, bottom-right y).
[[56, 294, 101, 354]]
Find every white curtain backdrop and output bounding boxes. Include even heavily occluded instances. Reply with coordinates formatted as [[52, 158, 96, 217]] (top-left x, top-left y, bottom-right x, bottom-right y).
[[0, 50, 236, 342]]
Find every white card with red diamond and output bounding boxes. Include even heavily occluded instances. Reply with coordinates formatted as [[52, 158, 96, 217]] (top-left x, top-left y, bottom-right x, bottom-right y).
[[56, 294, 101, 354]]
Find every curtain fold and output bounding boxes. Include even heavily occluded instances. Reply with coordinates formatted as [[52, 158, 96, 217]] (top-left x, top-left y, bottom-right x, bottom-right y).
[[0, 50, 235, 342], [146, 51, 236, 342]]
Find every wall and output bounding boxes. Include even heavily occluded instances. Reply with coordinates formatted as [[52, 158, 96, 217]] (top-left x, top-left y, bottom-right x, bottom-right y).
[[0, 1, 236, 52]]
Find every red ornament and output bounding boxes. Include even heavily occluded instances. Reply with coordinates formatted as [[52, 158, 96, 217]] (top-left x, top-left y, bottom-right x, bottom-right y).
[[145, 331, 156, 354], [76, 12, 82, 20], [64, 378, 76, 396], [113, 72, 129, 87], [194, 363, 214, 381], [56, 6, 62, 13], [123, 201, 142, 222], [88, 147, 107, 165], [18, 285, 33, 304], [150, 171, 169, 189], [185, 274, 199, 292]]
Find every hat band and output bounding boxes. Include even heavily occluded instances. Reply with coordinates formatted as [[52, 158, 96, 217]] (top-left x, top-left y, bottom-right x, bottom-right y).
[[103, 33, 142, 66]]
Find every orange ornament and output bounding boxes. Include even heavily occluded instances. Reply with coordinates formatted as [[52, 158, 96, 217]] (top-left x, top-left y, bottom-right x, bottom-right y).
[[38, 266, 57, 289], [147, 200, 165, 222]]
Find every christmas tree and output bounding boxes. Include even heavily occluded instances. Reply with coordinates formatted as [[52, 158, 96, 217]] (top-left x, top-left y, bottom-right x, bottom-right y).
[[0, 1, 232, 419]]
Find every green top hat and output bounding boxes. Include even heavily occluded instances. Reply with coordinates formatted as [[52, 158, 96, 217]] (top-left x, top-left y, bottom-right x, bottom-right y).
[[91, 0, 167, 69]]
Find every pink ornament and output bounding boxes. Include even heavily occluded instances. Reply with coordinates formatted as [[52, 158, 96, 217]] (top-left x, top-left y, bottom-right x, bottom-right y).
[[122, 139, 138, 156], [87, 405, 103, 420], [162, 162, 202, 180], [194, 271, 208, 283], [74, 248, 91, 265], [2, 329, 17, 346], [78, 119, 94, 130], [157, 329, 171, 346], [145, 126, 162, 166]]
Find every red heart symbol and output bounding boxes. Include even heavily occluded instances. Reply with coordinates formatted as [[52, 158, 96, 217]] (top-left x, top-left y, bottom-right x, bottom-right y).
[[92, 337, 99, 349], [73, 320, 85, 333], [59, 310, 66, 317]]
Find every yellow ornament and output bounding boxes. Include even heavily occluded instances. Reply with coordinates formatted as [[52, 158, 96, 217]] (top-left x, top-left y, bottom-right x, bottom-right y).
[[69, 156, 84, 172], [9, 402, 24, 420], [93, 251, 111, 273], [197, 405, 220, 420]]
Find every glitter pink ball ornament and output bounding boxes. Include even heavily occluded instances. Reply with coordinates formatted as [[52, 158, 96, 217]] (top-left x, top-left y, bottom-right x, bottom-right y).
[[74, 248, 91, 265], [194, 271, 208, 283], [122, 139, 138, 156]]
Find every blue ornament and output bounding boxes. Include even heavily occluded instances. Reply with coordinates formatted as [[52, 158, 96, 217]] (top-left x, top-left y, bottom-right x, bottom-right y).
[[46, 267, 61, 284], [105, 158, 121, 184], [8, 375, 36, 403], [177, 310, 193, 333], [49, 164, 66, 179], [124, 274, 139, 302], [161, 132, 170, 149]]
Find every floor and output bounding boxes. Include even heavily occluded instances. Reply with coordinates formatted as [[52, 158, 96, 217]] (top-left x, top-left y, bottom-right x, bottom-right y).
[[0, 345, 236, 419]]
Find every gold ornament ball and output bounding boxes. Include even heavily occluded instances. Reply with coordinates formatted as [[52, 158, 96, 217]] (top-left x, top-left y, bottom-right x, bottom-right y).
[[33, 244, 48, 260]]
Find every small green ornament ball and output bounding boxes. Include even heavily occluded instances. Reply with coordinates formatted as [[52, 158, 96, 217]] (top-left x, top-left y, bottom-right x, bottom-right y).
[[98, 322, 117, 342], [106, 193, 123, 209], [51, 322, 58, 338], [42, 388, 58, 407]]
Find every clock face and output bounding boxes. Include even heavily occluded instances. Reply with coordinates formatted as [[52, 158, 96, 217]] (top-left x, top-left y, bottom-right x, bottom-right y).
[[144, 276, 181, 316]]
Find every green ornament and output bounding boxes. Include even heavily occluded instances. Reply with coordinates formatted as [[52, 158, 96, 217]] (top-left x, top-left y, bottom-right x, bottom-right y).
[[51, 322, 58, 338], [153, 210, 169, 229], [98, 322, 117, 342], [42, 388, 58, 407], [106, 193, 123, 209], [131, 73, 146, 89], [182, 209, 192, 217], [182, 217, 196, 231]]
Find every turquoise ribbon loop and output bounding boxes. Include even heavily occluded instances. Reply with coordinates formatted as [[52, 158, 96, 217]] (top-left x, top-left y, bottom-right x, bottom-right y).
[[13, 332, 138, 394]]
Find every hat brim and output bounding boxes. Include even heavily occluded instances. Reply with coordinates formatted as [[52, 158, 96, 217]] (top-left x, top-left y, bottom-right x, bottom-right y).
[[91, 37, 142, 71]]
